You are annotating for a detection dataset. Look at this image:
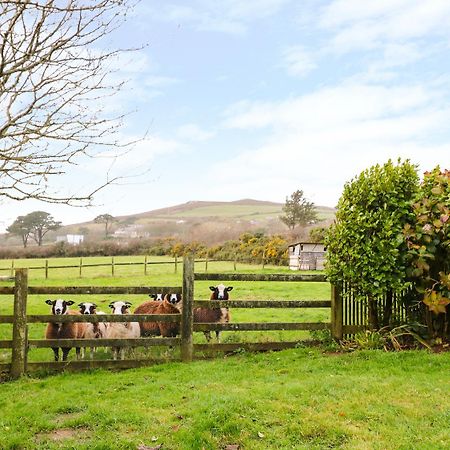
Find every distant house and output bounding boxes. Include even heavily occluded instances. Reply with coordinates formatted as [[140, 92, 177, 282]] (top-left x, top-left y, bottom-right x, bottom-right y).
[[56, 234, 84, 245], [288, 242, 326, 271]]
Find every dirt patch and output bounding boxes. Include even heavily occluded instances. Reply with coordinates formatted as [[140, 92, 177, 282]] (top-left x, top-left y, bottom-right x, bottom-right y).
[[35, 427, 90, 443]]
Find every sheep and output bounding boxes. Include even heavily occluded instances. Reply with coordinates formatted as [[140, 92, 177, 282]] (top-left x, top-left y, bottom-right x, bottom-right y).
[[150, 293, 164, 301], [134, 293, 182, 337], [193, 284, 233, 342], [45, 299, 87, 361], [105, 301, 140, 360], [78, 302, 108, 359]]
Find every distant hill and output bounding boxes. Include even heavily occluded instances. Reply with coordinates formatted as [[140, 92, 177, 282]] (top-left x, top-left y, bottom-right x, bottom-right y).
[[23, 199, 336, 247]]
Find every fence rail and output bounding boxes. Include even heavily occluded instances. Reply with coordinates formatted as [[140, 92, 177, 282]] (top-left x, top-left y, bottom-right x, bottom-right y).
[[0, 257, 349, 378], [0, 257, 265, 279]]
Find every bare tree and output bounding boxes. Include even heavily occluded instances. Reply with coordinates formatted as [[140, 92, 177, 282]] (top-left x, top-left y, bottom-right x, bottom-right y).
[[0, 1, 138, 204]]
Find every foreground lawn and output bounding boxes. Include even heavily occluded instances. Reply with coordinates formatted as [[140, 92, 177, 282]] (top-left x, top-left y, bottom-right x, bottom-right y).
[[0, 348, 449, 449]]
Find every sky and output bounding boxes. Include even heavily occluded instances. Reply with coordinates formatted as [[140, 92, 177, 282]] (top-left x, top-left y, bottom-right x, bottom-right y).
[[2, 0, 450, 232]]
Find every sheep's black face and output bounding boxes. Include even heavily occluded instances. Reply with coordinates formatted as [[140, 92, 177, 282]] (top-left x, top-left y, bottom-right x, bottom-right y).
[[78, 302, 97, 314], [209, 285, 233, 300], [165, 293, 182, 305], [150, 293, 164, 301], [46, 299, 75, 315]]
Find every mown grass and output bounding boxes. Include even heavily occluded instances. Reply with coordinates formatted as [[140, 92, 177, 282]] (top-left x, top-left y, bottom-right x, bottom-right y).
[[0, 348, 449, 449], [0, 256, 330, 363]]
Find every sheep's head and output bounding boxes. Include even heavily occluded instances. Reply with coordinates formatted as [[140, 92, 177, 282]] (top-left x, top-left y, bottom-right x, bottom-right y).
[[149, 293, 164, 301], [78, 302, 97, 315], [45, 299, 74, 315], [164, 293, 182, 305], [108, 301, 132, 314], [209, 284, 233, 300]]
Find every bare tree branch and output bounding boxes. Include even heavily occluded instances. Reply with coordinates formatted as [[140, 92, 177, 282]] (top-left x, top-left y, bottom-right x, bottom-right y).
[[0, 0, 140, 204]]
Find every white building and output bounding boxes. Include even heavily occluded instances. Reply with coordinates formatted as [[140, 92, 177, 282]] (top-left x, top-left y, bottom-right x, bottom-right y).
[[288, 242, 326, 271], [56, 234, 84, 245]]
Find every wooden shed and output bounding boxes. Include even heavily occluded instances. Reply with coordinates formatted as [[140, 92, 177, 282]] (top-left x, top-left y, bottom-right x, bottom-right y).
[[288, 242, 326, 271]]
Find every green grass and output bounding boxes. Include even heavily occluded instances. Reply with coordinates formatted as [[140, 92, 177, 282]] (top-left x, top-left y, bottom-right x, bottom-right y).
[[1, 257, 449, 449], [0, 256, 330, 363], [0, 348, 449, 449]]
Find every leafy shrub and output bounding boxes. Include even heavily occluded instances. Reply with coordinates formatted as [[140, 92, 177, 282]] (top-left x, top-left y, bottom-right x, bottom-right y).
[[404, 167, 450, 338], [325, 159, 419, 329]]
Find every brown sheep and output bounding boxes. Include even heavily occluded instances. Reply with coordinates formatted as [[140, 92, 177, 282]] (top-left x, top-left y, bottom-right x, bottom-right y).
[[45, 299, 87, 361], [134, 293, 182, 337], [193, 284, 233, 342]]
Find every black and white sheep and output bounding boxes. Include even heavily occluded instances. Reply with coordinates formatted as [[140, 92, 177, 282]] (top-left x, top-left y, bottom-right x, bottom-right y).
[[78, 302, 108, 359], [193, 284, 233, 342], [45, 299, 87, 361], [105, 301, 140, 360]]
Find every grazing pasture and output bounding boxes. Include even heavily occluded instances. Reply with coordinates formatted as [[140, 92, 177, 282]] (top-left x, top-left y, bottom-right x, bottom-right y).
[[0, 257, 331, 366], [0, 348, 449, 449]]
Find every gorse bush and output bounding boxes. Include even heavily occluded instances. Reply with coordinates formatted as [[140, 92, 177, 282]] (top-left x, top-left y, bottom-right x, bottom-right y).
[[0, 233, 289, 265]]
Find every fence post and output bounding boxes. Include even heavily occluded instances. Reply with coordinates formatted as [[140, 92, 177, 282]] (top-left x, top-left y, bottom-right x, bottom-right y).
[[11, 269, 28, 379], [10, 260, 14, 277], [331, 283, 343, 341], [45, 259, 49, 279], [144, 255, 148, 276], [234, 255, 237, 271], [205, 255, 208, 272], [181, 254, 194, 362], [111, 257, 115, 277], [79, 258, 83, 278], [174, 255, 178, 274]]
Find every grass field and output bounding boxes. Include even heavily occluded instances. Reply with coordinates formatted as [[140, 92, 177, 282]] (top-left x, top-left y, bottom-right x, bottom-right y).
[[0, 256, 330, 364], [0, 256, 449, 449], [0, 348, 449, 449]]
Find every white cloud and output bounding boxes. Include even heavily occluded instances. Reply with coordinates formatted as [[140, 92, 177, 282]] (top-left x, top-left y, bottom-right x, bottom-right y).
[[281, 45, 317, 77], [319, 0, 450, 53], [215, 81, 450, 206]]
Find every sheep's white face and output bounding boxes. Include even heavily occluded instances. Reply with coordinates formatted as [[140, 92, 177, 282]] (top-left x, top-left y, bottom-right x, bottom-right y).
[[79, 302, 97, 314], [210, 284, 233, 300], [46, 299, 74, 315], [109, 301, 132, 314]]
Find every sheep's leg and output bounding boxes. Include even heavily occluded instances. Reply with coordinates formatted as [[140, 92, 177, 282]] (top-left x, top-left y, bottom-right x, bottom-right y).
[[52, 347, 59, 361], [112, 347, 118, 360], [62, 348, 71, 361], [204, 331, 212, 343], [215, 331, 221, 342], [120, 347, 125, 360], [90, 347, 95, 360]]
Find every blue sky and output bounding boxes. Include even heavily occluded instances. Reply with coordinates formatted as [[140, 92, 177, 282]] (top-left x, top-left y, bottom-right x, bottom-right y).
[[2, 0, 450, 231]]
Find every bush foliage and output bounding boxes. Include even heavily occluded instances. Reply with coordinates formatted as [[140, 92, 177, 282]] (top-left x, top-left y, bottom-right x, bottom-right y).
[[325, 159, 419, 299]]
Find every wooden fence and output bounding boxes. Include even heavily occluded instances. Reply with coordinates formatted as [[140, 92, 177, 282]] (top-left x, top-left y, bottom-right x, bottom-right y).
[[0, 256, 367, 379], [0, 255, 263, 279]]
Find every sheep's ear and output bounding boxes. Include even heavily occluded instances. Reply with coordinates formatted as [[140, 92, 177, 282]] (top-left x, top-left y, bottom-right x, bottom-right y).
[[209, 286, 216, 291], [92, 303, 97, 308], [149, 294, 155, 298], [125, 302, 132, 307], [78, 303, 84, 307], [45, 299, 53, 305], [226, 286, 233, 291], [66, 300, 75, 306], [108, 303, 114, 309]]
